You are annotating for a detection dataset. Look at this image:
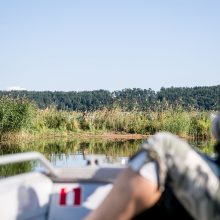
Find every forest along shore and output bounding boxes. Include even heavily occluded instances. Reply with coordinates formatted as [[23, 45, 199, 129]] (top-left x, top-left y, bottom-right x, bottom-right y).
[[0, 96, 215, 144]]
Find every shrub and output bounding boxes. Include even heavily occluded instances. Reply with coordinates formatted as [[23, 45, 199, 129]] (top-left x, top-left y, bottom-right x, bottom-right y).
[[0, 96, 36, 133]]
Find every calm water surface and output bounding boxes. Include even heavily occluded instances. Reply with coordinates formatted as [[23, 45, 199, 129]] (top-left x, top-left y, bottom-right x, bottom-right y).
[[0, 138, 215, 177]]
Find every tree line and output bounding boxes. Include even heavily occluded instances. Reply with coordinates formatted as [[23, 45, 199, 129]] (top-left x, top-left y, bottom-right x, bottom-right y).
[[0, 85, 219, 111]]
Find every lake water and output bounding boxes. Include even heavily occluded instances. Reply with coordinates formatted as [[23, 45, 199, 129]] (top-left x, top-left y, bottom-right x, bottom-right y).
[[0, 137, 215, 177]]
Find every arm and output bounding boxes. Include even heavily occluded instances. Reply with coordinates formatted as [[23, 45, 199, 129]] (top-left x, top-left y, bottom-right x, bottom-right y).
[[84, 167, 161, 220]]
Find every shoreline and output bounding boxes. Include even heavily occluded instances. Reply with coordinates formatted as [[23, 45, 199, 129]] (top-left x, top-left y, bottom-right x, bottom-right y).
[[0, 130, 199, 145], [0, 131, 150, 144]]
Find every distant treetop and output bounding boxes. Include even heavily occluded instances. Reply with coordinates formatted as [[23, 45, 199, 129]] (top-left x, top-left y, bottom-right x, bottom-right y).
[[0, 85, 219, 111]]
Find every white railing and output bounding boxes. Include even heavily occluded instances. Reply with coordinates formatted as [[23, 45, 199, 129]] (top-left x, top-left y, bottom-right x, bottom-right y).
[[0, 151, 58, 177]]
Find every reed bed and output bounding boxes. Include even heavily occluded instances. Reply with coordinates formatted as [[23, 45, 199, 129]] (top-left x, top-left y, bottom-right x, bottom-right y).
[[0, 97, 215, 141]]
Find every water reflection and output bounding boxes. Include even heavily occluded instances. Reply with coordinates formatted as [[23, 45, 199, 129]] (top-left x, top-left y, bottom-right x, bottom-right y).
[[0, 139, 143, 176], [0, 137, 215, 177], [50, 153, 87, 168], [188, 138, 215, 156]]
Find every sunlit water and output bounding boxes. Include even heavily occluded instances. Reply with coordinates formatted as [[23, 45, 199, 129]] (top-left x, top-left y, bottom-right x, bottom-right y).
[[0, 137, 215, 177]]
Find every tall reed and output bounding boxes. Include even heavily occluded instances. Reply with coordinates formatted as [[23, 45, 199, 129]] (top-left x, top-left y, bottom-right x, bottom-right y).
[[0, 98, 213, 140]]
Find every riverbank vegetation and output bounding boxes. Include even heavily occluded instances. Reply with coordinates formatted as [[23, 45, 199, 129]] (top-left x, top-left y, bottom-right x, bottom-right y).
[[0, 96, 215, 143]]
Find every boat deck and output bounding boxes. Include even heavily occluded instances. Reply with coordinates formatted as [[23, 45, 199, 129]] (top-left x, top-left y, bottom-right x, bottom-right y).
[[0, 152, 124, 220]]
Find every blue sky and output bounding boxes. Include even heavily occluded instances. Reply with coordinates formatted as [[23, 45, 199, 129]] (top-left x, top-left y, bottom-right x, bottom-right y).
[[0, 0, 219, 92]]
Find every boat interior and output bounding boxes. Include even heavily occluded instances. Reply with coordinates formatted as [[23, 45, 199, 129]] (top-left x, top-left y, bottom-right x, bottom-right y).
[[0, 152, 124, 220]]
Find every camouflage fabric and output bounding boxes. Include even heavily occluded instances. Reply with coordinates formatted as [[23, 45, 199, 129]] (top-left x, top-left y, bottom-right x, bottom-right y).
[[140, 132, 220, 220]]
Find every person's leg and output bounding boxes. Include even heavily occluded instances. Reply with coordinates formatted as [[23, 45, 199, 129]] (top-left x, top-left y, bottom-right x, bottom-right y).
[[84, 167, 161, 220]]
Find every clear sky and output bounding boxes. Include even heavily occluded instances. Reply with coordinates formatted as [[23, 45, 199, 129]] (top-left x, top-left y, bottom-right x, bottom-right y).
[[0, 0, 219, 92]]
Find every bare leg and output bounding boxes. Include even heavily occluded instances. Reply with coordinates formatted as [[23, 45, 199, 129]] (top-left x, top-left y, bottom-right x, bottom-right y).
[[85, 168, 161, 220]]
